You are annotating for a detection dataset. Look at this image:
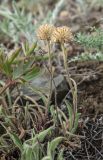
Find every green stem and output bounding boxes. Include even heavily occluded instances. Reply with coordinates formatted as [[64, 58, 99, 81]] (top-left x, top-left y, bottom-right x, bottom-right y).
[[46, 41, 53, 113], [61, 43, 77, 129], [61, 43, 73, 94]]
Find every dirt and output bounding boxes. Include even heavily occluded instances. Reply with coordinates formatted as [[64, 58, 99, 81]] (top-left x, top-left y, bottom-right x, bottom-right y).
[[62, 60, 103, 160], [64, 114, 103, 160], [57, 0, 103, 32], [69, 61, 103, 115]]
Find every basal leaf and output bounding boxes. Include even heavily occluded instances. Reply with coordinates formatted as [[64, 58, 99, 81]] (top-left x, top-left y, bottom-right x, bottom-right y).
[[9, 132, 23, 151], [22, 67, 41, 81]]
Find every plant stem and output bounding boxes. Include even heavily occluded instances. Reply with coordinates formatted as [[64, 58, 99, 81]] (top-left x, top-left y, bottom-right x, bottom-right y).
[[46, 41, 53, 113], [61, 43, 77, 129], [61, 43, 73, 94], [0, 82, 11, 95]]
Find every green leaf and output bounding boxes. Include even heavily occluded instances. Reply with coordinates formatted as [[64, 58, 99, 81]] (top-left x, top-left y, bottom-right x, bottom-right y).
[[13, 62, 23, 79], [9, 132, 23, 151], [12, 60, 34, 79], [35, 126, 54, 143], [42, 156, 51, 160], [71, 113, 80, 134], [57, 149, 64, 160], [22, 67, 41, 81], [25, 148, 33, 160], [23, 60, 34, 70], [0, 105, 3, 114], [65, 101, 73, 131], [2, 60, 12, 76], [47, 137, 63, 159], [8, 48, 21, 65], [22, 143, 36, 160], [26, 42, 37, 56], [23, 139, 43, 160]]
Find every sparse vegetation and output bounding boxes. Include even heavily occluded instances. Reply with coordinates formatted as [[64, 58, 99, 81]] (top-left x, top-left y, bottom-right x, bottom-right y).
[[0, 0, 103, 160]]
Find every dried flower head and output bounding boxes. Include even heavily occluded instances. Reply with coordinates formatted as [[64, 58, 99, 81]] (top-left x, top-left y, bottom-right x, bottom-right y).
[[51, 26, 73, 43], [37, 24, 55, 41]]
